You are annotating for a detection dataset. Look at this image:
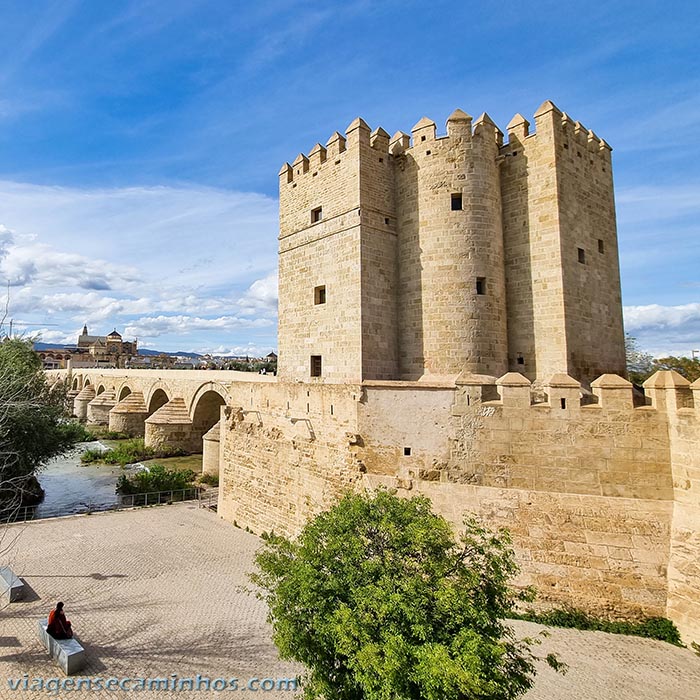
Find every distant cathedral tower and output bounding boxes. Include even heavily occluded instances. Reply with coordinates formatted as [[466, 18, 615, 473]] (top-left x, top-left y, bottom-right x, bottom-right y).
[[276, 101, 626, 386]]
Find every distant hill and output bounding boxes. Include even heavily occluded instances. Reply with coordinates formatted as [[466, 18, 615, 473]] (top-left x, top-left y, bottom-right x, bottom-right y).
[[33, 342, 202, 359]]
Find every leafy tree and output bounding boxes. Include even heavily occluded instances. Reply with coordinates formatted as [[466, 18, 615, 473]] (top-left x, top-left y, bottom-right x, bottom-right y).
[[252, 489, 558, 700], [651, 356, 700, 383], [625, 334, 655, 386], [0, 338, 82, 518], [625, 335, 700, 385]]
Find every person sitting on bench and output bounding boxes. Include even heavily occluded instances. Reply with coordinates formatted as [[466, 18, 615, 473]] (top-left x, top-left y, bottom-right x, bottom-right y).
[[46, 602, 73, 639]]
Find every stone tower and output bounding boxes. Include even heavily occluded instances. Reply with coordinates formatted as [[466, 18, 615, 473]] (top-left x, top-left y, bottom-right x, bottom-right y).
[[277, 101, 626, 386]]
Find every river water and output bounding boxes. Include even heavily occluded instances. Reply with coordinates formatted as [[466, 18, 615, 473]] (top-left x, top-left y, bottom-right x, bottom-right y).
[[34, 441, 123, 518]]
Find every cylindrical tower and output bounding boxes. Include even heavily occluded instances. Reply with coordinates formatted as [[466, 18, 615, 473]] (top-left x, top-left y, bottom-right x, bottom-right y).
[[395, 109, 508, 379]]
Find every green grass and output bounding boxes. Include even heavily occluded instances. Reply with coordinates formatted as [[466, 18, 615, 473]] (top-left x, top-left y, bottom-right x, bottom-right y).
[[513, 607, 683, 646], [141, 454, 203, 472]]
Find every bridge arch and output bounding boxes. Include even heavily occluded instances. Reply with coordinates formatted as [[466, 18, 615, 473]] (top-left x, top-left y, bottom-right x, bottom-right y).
[[190, 383, 228, 440], [117, 384, 132, 402], [146, 382, 171, 416], [72, 376, 80, 390], [96, 384, 106, 395]]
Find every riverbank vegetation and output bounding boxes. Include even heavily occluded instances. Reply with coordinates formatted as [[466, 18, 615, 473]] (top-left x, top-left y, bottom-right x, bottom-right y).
[[0, 338, 89, 515], [116, 464, 197, 495], [80, 438, 186, 467]]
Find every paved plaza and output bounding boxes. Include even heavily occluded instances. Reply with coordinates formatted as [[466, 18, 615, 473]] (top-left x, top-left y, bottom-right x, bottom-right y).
[[0, 504, 698, 699]]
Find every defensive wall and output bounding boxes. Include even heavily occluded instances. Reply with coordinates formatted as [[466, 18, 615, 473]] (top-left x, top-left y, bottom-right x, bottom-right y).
[[47, 366, 700, 644]]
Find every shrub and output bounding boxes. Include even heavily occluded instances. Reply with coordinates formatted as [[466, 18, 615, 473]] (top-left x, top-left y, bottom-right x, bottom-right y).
[[116, 464, 197, 496], [512, 607, 683, 646], [199, 472, 219, 486]]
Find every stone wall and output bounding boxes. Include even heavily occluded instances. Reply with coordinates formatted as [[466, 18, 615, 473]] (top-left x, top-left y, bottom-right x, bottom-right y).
[[666, 379, 700, 641], [216, 372, 700, 642]]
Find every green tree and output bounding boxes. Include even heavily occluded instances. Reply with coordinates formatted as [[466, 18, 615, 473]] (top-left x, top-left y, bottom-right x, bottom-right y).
[[651, 356, 700, 383], [625, 334, 654, 385], [0, 338, 81, 517], [252, 490, 557, 700]]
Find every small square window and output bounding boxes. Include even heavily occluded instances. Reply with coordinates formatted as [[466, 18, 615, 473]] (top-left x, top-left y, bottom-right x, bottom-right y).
[[598, 239, 605, 254], [476, 277, 486, 295], [311, 206, 322, 223], [517, 354, 525, 365], [403, 447, 411, 456], [451, 193, 463, 211], [578, 248, 586, 264], [310, 355, 322, 377], [314, 285, 326, 305], [421, 135, 426, 142]]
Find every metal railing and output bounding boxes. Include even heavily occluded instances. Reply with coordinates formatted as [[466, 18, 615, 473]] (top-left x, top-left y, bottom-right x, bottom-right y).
[[0, 487, 202, 524], [198, 487, 219, 511]]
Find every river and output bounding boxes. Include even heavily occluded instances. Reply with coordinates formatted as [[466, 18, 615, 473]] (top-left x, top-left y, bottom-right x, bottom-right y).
[[34, 441, 123, 518]]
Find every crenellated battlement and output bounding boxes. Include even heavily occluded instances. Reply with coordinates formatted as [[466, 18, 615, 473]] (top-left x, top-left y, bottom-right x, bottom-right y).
[[504, 100, 611, 161], [280, 108, 512, 185], [456, 370, 700, 417], [281, 101, 614, 186]]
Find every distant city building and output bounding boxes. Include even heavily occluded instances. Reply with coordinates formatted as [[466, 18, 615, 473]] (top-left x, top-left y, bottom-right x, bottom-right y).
[[36, 325, 138, 369]]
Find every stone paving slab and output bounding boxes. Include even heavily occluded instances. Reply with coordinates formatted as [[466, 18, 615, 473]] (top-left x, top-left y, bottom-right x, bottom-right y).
[[0, 505, 698, 699]]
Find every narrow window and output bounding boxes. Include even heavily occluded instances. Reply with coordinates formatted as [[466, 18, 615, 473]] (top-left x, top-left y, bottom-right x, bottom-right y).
[[384, 217, 390, 225], [403, 447, 411, 456], [560, 398, 567, 409], [598, 239, 605, 254], [451, 193, 463, 211], [310, 355, 322, 377], [578, 248, 586, 264], [311, 206, 322, 223], [330, 405, 334, 415], [476, 277, 486, 295], [314, 285, 326, 305]]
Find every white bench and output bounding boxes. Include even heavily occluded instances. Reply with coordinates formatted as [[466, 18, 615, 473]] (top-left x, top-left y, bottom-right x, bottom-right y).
[[37, 619, 86, 675], [0, 566, 24, 603]]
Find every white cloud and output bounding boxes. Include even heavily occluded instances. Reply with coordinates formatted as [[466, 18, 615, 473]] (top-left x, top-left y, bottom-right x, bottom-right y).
[[624, 303, 700, 357], [0, 181, 279, 350], [624, 303, 700, 331], [238, 271, 278, 313], [124, 314, 273, 339]]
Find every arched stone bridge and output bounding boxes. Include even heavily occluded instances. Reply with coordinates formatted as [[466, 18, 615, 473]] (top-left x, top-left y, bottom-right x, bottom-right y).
[[46, 368, 277, 475]]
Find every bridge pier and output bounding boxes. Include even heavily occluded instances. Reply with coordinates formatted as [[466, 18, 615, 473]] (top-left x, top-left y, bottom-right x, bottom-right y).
[[87, 390, 117, 425], [73, 385, 96, 421], [202, 421, 221, 477], [109, 392, 149, 437], [145, 398, 200, 454], [65, 390, 80, 415]]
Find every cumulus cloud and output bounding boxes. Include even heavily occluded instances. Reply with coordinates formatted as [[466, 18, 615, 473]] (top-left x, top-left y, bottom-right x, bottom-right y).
[[624, 303, 700, 357], [624, 303, 700, 331], [0, 181, 279, 351], [238, 271, 278, 313]]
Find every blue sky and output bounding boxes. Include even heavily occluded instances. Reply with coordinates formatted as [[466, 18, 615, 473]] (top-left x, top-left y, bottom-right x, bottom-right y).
[[0, 0, 697, 356]]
